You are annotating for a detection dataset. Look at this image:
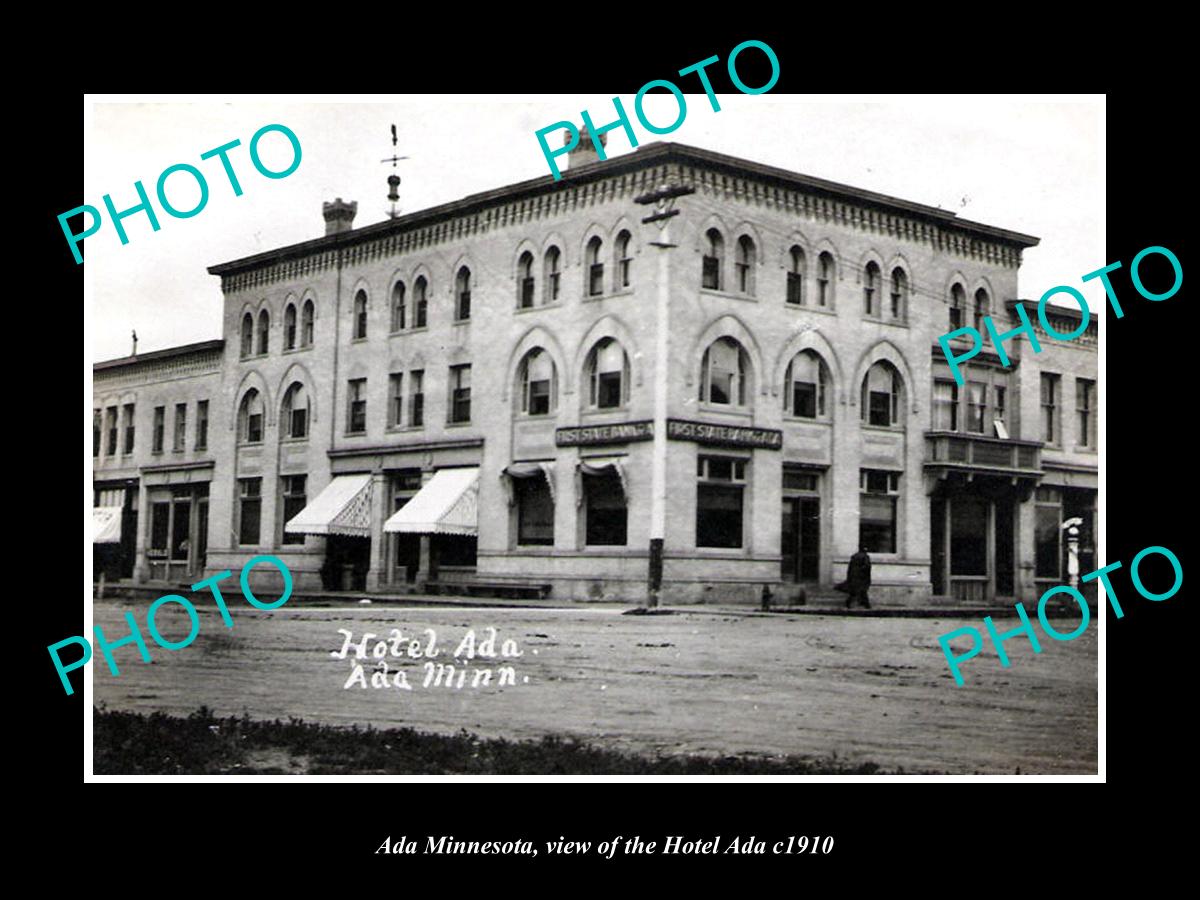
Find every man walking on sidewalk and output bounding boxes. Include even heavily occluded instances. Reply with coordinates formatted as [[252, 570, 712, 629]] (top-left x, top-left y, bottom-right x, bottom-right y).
[[846, 546, 872, 610]]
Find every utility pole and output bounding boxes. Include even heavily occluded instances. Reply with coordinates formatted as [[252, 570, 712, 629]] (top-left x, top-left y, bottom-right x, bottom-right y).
[[635, 182, 695, 608]]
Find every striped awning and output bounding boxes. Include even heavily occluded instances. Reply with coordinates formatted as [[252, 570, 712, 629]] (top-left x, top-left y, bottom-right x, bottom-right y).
[[285, 474, 372, 537], [384, 467, 479, 536], [92, 506, 123, 544]]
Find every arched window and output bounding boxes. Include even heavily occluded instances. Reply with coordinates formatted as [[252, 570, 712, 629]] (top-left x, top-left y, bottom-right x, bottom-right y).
[[257, 309, 270, 355], [974, 288, 990, 332], [817, 252, 835, 307], [238, 389, 264, 443], [950, 284, 966, 330], [391, 282, 406, 332], [240, 312, 254, 358], [414, 277, 428, 328], [284, 304, 297, 350], [736, 235, 756, 295], [353, 290, 368, 340], [784, 350, 830, 419], [455, 266, 472, 321], [301, 300, 314, 347], [586, 338, 629, 409], [863, 261, 880, 316], [615, 230, 632, 288], [787, 246, 805, 305], [861, 361, 904, 428], [518, 348, 557, 416], [890, 268, 908, 320], [586, 236, 604, 297], [518, 252, 535, 309], [700, 337, 751, 407], [281, 382, 309, 439], [702, 228, 723, 290], [543, 247, 561, 304]]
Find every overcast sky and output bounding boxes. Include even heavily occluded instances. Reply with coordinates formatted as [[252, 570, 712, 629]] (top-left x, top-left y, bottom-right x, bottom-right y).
[[84, 95, 1102, 361]]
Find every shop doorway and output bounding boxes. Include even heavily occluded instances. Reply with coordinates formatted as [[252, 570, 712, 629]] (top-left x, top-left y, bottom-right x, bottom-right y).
[[323, 536, 370, 591], [781, 497, 820, 583]]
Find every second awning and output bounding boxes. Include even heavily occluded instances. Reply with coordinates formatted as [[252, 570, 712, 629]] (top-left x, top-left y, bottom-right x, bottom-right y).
[[384, 467, 479, 536], [285, 473, 372, 537], [92, 506, 123, 544]]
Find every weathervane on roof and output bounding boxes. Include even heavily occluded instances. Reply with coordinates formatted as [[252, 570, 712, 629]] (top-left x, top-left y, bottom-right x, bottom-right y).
[[380, 124, 410, 219]]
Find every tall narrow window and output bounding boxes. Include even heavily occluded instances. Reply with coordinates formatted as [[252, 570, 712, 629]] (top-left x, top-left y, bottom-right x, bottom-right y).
[[587, 338, 629, 409], [455, 267, 471, 321], [414, 277, 428, 327], [862, 361, 903, 427], [1035, 486, 1062, 578], [787, 246, 805, 304], [890, 267, 908, 320], [240, 312, 253, 358], [736, 235, 756, 295], [966, 382, 987, 434], [515, 474, 554, 546], [281, 474, 307, 545], [301, 299, 314, 347], [586, 236, 604, 297], [518, 252, 535, 309], [950, 284, 966, 330], [353, 290, 368, 340], [195, 400, 209, 450], [238, 390, 263, 443], [389, 373, 404, 427], [105, 406, 118, 456], [284, 303, 297, 350], [784, 350, 828, 419], [702, 228, 723, 290], [153, 406, 165, 452], [282, 383, 308, 439], [700, 338, 749, 406], [239, 477, 262, 546], [933, 380, 959, 431], [409, 369, 425, 427], [173, 402, 187, 451], [974, 288, 991, 332], [257, 309, 270, 355], [584, 469, 627, 546], [817, 252, 835, 307], [863, 261, 880, 316], [696, 455, 746, 549], [346, 378, 367, 434], [391, 282, 406, 332], [543, 247, 561, 304], [615, 230, 632, 288], [519, 348, 555, 416], [994, 386, 1007, 430], [1041, 373, 1061, 444], [448, 364, 471, 424], [1076, 378, 1095, 448], [122, 403, 135, 455], [859, 469, 900, 554], [93, 410, 101, 457]]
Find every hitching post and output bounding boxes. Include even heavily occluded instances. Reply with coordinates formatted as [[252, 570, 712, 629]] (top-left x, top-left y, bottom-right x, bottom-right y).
[[636, 182, 695, 608]]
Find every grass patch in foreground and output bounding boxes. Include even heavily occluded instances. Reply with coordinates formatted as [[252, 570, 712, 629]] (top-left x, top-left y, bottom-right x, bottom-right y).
[[93, 706, 908, 775]]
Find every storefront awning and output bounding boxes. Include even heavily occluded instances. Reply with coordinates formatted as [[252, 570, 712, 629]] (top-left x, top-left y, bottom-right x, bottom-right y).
[[285, 474, 372, 537], [384, 467, 479, 536], [92, 506, 123, 544]]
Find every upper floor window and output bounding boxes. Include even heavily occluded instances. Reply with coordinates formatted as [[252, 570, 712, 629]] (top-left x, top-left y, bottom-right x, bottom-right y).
[[257, 309, 270, 355], [863, 261, 880, 316], [240, 312, 254, 358], [238, 389, 263, 444], [389, 373, 404, 427], [301, 299, 314, 347], [817, 252, 835, 307], [1076, 378, 1095, 448], [787, 246, 805, 305], [950, 284, 966, 331], [518, 348, 556, 416], [449, 364, 472, 424], [346, 378, 367, 434], [861, 361, 903, 428], [586, 338, 629, 409], [105, 406, 118, 456], [153, 405, 165, 452], [736, 235, 756, 295], [282, 382, 309, 439], [933, 380, 959, 431], [586, 236, 604, 297], [391, 281, 406, 332], [700, 337, 750, 407], [543, 247, 561, 304], [455, 267, 472, 321], [353, 290, 368, 340], [615, 230, 632, 289], [284, 303, 297, 350], [702, 228, 723, 290], [409, 369, 425, 427], [974, 288, 991, 332], [173, 402, 187, 451], [122, 403, 135, 455], [196, 399, 209, 450], [414, 277, 428, 328], [93, 409, 101, 457], [1041, 372, 1061, 445], [518, 252, 535, 309], [966, 382, 988, 434], [890, 268, 908, 320], [784, 350, 829, 419]]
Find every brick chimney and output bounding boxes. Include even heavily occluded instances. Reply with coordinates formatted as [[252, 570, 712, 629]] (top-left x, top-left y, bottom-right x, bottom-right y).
[[566, 126, 606, 170], [323, 198, 357, 236]]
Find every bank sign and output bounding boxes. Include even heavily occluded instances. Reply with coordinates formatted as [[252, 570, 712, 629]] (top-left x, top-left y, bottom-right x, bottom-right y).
[[556, 421, 654, 447], [667, 419, 783, 450]]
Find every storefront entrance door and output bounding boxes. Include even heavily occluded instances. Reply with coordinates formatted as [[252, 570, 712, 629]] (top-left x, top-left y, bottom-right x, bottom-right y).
[[781, 497, 820, 582]]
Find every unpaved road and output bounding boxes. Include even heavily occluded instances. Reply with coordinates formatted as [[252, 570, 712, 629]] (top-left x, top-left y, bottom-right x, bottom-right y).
[[90, 602, 1097, 774]]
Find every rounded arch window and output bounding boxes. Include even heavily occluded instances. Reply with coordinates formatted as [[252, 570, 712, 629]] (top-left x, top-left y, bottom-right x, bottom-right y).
[[238, 389, 264, 443], [785, 350, 831, 419], [700, 337, 751, 407], [861, 361, 904, 428], [281, 382, 309, 439], [517, 348, 557, 416], [585, 338, 629, 409]]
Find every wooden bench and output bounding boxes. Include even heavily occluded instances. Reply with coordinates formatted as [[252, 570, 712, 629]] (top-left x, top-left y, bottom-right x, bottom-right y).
[[422, 580, 552, 600]]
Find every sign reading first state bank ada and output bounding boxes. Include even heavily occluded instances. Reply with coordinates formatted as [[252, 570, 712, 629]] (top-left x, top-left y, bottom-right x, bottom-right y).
[[556, 419, 783, 450]]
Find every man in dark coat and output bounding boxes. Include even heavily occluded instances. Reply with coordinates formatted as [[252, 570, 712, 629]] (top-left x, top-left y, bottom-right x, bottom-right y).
[[846, 547, 872, 609]]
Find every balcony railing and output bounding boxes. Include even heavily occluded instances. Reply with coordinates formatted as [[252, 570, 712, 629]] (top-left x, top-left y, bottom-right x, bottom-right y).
[[925, 431, 1042, 473]]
